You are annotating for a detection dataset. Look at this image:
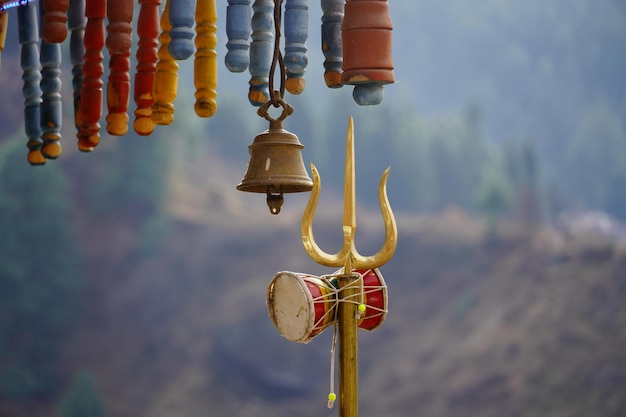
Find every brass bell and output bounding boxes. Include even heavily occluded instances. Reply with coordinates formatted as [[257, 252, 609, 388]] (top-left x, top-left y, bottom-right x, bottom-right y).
[[237, 99, 313, 214]]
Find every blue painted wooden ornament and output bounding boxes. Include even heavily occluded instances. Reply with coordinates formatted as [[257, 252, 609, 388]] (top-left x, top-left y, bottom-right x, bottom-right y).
[[225, 0, 251, 73], [321, 0, 343, 88], [68, 0, 86, 134], [169, 0, 196, 59], [39, 0, 63, 159], [248, 0, 273, 106], [17, 2, 45, 165], [284, 0, 308, 94]]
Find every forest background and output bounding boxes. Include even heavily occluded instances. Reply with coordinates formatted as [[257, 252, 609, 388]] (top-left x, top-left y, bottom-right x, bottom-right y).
[[0, 1, 626, 417]]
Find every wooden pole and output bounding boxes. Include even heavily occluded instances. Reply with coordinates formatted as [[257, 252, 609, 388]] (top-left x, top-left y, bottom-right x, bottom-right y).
[[337, 270, 359, 417]]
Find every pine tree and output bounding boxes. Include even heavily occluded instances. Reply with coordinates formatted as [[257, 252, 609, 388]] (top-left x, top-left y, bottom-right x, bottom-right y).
[[57, 372, 108, 417], [0, 137, 80, 399]]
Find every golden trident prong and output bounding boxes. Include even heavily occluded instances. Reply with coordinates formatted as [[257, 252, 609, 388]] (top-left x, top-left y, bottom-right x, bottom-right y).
[[301, 116, 398, 273]]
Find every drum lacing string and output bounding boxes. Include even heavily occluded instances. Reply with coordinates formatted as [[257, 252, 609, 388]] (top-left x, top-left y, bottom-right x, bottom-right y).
[[327, 322, 338, 408], [334, 271, 389, 320], [303, 277, 339, 332], [357, 284, 388, 319]]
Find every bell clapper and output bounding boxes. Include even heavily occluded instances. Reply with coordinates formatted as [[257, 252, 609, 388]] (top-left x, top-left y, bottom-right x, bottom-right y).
[[266, 188, 284, 215]]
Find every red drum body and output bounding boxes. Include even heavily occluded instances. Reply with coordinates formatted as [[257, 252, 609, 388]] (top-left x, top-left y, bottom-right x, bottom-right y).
[[267, 271, 337, 343], [355, 268, 388, 331]]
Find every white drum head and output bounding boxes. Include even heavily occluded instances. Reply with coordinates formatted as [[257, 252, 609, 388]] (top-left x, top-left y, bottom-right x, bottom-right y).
[[267, 271, 315, 343]]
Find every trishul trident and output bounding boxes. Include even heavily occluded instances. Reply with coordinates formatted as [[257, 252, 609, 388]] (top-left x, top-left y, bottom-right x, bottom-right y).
[[302, 116, 398, 417]]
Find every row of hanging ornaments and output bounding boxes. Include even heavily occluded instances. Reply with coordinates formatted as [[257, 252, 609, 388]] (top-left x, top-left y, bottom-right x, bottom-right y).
[[0, 0, 394, 166]]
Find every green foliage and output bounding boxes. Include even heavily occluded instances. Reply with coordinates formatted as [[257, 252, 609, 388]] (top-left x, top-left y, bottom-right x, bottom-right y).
[[566, 103, 626, 219], [74, 130, 173, 256], [476, 168, 513, 231], [84, 135, 170, 217], [308, 98, 496, 214], [503, 139, 544, 224], [0, 138, 81, 400], [57, 372, 108, 417]]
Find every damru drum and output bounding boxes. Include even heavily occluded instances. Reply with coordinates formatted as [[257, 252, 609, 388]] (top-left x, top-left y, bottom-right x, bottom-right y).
[[267, 268, 388, 343], [267, 271, 337, 343]]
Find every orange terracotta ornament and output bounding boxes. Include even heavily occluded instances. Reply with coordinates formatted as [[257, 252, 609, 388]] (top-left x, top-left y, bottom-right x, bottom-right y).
[[341, 0, 394, 105]]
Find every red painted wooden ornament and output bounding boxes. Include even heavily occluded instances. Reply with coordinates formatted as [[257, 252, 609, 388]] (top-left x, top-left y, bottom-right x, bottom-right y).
[[105, 0, 134, 135], [42, 0, 69, 43], [78, 0, 106, 150], [0, 10, 8, 70], [133, 0, 161, 135]]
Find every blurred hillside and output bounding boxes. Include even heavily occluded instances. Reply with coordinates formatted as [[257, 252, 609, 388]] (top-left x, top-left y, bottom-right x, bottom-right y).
[[0, 1, 626, 417], [2, 171, 626, 417], [0, 122, 626, 416]]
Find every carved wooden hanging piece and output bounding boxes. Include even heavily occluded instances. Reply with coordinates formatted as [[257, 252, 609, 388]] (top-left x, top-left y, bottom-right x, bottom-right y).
[[0, 0, 395, 164]]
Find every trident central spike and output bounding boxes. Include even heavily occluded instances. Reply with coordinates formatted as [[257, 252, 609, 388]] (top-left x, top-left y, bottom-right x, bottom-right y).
[[301, 116, 397, 417]]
